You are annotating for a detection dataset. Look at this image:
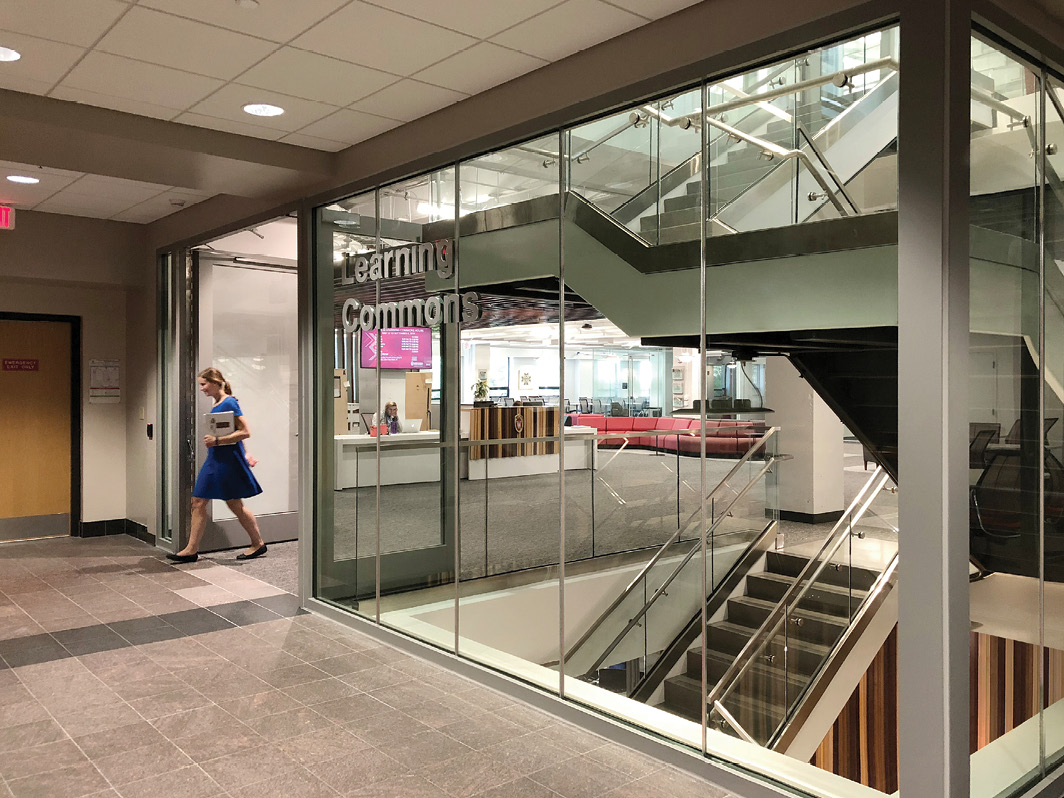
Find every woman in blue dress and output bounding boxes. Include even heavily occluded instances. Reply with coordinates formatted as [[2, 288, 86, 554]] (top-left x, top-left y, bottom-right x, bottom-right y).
[[167, 367, 266, 563]]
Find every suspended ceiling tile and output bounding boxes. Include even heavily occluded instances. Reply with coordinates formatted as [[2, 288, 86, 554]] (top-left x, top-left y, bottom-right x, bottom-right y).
[[0, 161, 84, 180], [0, 32, 85, 95], [49, 85, 182, 121], [296, 108, 400, 146], [491, 0, 645, 62], [373, 0, 565, 39], [95, 6, 277, 81], [349, 78, 467, 123], [240, 47, 397, 107], [112, 189, 208, 223], [174, 111, 288, 141], [60, 174, 171, 204], [0, 0, 130, 48], [137, 0, 348, 43], [0, 167, 82, 208], [34, 192, 136, 219], [293, 2, 476, 76], [187, 83, 338, 133], [57, 51, 224, 111], [604, 0, 701, 19], [413, 42, 546, 95], [278, 132, 350, 152]]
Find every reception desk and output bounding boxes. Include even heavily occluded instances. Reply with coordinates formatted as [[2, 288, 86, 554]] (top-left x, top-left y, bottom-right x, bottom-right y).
[[334, 425, 596, 490]]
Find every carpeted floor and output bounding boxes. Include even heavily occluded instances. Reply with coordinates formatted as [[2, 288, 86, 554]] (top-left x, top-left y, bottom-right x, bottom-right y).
[[234, 442, 897, 600]]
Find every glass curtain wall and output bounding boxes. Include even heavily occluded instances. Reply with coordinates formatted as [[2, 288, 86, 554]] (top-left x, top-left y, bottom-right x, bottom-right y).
[[313, 25, 901, 798], [968, 32, 1064, 795]]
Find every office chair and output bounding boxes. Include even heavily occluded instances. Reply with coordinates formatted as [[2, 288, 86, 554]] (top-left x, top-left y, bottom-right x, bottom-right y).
[[579, 397, 591, 413]]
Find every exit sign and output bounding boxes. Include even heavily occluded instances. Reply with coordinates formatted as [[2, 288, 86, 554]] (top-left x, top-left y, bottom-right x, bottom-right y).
[[0, 206, 13, 230]]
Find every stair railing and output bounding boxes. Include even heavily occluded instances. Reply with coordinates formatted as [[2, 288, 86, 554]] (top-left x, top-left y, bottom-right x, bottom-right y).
[[564, 426, 783, 679], [706, 465, 891, 742]]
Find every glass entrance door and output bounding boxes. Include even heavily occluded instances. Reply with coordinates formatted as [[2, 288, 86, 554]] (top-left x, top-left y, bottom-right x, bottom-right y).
[[191, 252, 300, 550]]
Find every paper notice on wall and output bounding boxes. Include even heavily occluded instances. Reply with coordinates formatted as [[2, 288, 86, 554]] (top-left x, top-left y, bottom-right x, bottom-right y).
[[89, 359, 120, 404]]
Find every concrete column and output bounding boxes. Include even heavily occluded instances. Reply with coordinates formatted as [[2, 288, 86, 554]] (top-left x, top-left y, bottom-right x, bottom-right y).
[[766, 356, 844, 524]]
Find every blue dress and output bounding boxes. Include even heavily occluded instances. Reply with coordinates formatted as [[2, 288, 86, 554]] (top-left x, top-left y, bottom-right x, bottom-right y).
[[193, 396, 263, 501]]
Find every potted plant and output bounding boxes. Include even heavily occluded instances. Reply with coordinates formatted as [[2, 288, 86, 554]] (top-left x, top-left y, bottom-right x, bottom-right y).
[[472, 378, 493, 407]]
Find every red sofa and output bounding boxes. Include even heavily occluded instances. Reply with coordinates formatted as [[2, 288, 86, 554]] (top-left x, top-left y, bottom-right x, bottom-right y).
[[567, 414, 767, 457]]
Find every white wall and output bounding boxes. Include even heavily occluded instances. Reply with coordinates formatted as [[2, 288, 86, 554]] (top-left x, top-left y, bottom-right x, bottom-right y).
[[0, 210, 148, 525], [0, 280, 129, 522]]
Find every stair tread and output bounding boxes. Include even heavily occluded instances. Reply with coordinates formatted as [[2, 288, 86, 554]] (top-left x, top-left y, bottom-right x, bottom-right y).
[[730, 595, 850, 627], [751, 571, 871, 601], [706, 620, 831, 657]]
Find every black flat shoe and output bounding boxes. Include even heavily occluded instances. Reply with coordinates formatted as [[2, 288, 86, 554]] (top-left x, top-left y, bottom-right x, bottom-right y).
[[236, 544, 267, 560], [166, 552, 198, 563]]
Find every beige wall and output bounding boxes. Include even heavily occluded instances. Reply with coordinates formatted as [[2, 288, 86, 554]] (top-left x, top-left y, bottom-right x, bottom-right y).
[[0, 210, 149, 526]]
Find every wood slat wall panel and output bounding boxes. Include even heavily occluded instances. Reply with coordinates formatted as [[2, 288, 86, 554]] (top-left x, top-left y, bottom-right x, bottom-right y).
[[469, 407, 559, 460], [812, 626, 1064, 791]]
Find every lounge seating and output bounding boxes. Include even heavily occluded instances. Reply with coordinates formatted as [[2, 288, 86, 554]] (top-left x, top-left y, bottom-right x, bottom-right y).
[[567, 413, 767, 458]]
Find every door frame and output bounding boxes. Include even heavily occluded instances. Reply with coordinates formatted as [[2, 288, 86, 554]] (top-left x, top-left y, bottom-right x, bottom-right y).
[[0, 311, 82, 537]]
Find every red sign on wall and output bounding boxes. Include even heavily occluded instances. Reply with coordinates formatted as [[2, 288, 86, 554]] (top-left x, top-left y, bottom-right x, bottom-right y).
[[2, 359, 39, 371], [0, 206, 13, 230]]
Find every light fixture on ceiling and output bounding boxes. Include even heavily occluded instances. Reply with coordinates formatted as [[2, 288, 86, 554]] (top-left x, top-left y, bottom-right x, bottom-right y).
[[0, 46, 21, 62], [243, 103, 284, 117], [6, 175, 39, 184], [234, 0, 259, 8]]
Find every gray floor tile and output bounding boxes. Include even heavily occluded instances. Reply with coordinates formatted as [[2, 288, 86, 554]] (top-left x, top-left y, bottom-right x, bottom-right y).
[[344, 774, 451, 798], [92, 740, 193, 786], [7, 761, 110, 798], [228, 767, 338, 798], [475, 778, 560, 798], [198, 743, 299, 791], [128, 687, 213, 720], [0, 718, 68, 753], [282, 677, 359, 706], [217, 689, 303, 721], [0, 738, 89, 780], [418, 749, 523, 798], [314, 747, 407, 792], [115, 764, 223, 798], [73, 720, 168, 759], [274, 725, 372, 766], [244, 706, 333, 741], [527, 756, 632, 798]]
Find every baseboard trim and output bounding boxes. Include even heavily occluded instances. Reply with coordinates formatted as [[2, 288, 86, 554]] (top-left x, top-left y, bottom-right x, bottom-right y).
[[778, 509, 845, 524], [78, 518, 155, 546]]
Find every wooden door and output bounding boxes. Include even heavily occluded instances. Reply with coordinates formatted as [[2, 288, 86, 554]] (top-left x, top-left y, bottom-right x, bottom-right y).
[[0, 319, 73, 539]]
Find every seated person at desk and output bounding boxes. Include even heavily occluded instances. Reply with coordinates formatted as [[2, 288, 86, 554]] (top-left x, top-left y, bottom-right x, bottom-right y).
[[372, 400, 403, 435]]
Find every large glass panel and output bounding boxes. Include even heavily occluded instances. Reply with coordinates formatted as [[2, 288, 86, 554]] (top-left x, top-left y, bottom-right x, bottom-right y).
[[453, 136, 563, 692], [1042, 70, 1064, 775], [968, 33, 1044, 796], [316, 190, 379, 620], [705, 28, 899, 235], [371, 169, 458, 653], [561, 86, 712, 745]]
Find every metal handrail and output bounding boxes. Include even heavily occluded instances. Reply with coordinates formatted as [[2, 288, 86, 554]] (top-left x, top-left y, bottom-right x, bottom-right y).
[[768, 551, 898, 748], [564, 426, 780, 666], [706, 466, 890, 721], [577, 453, 783, 678], [697, 58, 900, 118], [702, 116, 851, 217]]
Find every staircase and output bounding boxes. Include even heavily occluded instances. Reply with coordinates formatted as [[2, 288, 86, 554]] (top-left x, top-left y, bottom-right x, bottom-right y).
[[660, 550, 881, 743]]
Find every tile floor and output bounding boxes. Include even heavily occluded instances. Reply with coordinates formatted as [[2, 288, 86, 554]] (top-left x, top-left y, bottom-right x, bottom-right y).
[[0, 535, 734, 798]]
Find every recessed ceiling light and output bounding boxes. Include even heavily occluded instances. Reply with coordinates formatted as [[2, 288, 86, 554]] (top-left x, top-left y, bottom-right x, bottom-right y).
[[235, 0, 259, 7], [0, 46, 21, 62], [243, 103, 284, 117], [6, 175, 39, 184]]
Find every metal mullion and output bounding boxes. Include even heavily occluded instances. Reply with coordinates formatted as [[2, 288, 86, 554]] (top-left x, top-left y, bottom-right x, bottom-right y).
[[374, 189, 382, 626], [454, 162, 462, 658], [559, 129, 568, 699], [1039, 69, 1048, 778], [699, 78, 710, 757]]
